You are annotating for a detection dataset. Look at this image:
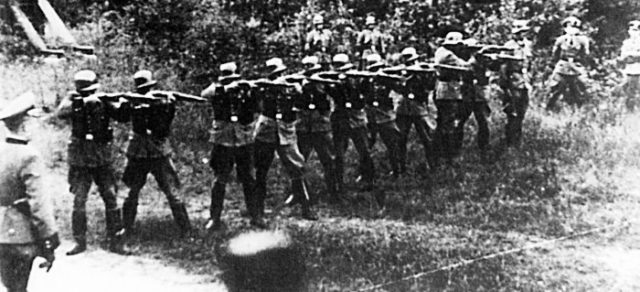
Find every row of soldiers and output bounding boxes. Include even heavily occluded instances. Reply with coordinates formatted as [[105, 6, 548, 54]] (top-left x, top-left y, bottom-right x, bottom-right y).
[[46, 19, 535, 257], [1, 14, 640, 292]]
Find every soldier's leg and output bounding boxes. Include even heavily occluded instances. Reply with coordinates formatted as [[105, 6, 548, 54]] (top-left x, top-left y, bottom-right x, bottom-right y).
[[414, 115, 437, 169], [152, 157, 191, 236], [332, 122, 349, 192], [254, 141, 276, 209], [377, 121, 402, 175], [547, 73, 565, 111], [235, 144, 265, 228], [626, 75, 640, 110], [512, 89, 529, 146], [350, 126, 375, 187], [207, 145, 233, 230], [121, 159, 151, 235], [313, 132, 339, 199], [474, 101, 491, 150], [297, 133, 313, 160], [0, 244, 38, 292], [93, 165, 129, 255], [457, 101, 473, 151], [277, 143, 317, 220], [67, 166, 92, 256], [395, 114, 412, 173]]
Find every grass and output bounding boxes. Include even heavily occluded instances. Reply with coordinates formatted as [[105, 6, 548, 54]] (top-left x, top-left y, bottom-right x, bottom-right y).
[[2, 43, 640, 291]]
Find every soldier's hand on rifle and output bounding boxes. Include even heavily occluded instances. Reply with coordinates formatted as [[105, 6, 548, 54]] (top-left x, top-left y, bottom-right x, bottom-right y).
[[38, 233, 60, 272]]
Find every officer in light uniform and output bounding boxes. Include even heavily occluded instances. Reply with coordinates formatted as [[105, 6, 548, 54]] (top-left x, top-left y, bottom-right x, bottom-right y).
[[500, 21, 533, 147], [121, 70, 192, 237], [305, 14, 334, 66], [56, 70, 130, 255], [0, 94, 59, 292], [201, 62, 264, 230], [254, 58, 317, 220], [295, 56, 340, 202], [434, 32, 474, 164], [547, 16, 590, 110], [618, 20, 640, 109]]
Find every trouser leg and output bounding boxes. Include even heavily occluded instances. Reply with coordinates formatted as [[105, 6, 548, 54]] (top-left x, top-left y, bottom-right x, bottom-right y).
[[254, 141, 276, 207], [313, 132, 338, 196], [153, 159, 191, 235], [351, 126, 375, 185], [396, 114, 411, 173], [0, 245, 37, 292], [377, 121, 402, 175], [414, 115, 436, 169], [474, 102, 491, 150], [122, 159, 149, 234], [209, 145, 233, 225], [278, 143, 317, 219], [547, 75, 565, 110], [435, 100, 460, 160], [235, 145, 259, 218], [333, 122, 349, 191], [457, 102, 473, 151], [68, 166, 91, 255]]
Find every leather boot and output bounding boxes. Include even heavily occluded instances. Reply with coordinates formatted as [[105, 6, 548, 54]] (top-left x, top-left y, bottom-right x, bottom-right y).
[[105, 208, 131, 255], [122, 199, 137, 236], [67, 211, 87, 256], [207, 183, 225, 231], [170, 202, 192, 237], [292, 179, 317, 221]]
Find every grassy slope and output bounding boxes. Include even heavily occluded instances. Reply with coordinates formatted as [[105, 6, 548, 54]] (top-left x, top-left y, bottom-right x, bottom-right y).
[[2, 54, 639, 291]]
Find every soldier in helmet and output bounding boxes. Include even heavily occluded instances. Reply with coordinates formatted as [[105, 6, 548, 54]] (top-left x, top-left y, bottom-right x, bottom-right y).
[[457, 38, 493, 153], [201, 62, 264, 230], [0, 93, 59, 292], [546, 16, 591, 110], [55, 70, 130, 255], [120, 70, 192, 237], [433, 32, 475, 164], [295, 56, 340, 202], [355, 15, 387, 70], [618, 20, 640, 110], [254, 58, 317, 220], [395, 47, 437, 172], [360, 53, 403, 176], [499, 21, 533, 147], [305, 14, 334, 67], [325, 53, 376, 190]]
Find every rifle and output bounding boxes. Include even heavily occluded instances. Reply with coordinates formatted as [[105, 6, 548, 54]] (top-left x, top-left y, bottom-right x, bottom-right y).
[[382, 64, 436, 75], [464, 44, 515, 54], [480, 53, 524, 62], [149, 90, 207, 103], [96, 92, 161, 103], [39, 48, 65, 57], [434, 64, 472, 72]]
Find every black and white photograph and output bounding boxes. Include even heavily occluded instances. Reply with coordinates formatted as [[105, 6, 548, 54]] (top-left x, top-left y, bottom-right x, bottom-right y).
[[1, 0, 640, 291]]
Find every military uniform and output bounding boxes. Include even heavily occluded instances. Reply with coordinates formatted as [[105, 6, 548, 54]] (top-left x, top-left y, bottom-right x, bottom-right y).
[[396, 48, 437, 171], [619, 21, 640, 109], [355, 16, 387, 69], [459, 45, 492, 151], [254, 58, 316, 220], [202, 65, 263, 229], [360, 56, 402, 176], [547, 17, 590, 109], [56, 70, 128, 255], [500, 32, 533, 147], [121, 70, 191, 237], [295, 74, 338, 199], [0, 95, 58, 292], [434, 33, 473, 161], [325, 56, 376, 189]]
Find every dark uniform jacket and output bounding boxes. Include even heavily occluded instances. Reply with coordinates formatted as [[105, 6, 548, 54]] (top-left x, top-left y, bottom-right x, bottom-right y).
[[326, 77, 368, 129], [254, 83, 301, 145], [295, 81, 332, 133], [56, 91, 128, 167], [360, 76, 395, 124], [202, 82, 258, 147], [125, 92, 175, 159], [396, 73, 433, 116], [0, 137, 57, 244]]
